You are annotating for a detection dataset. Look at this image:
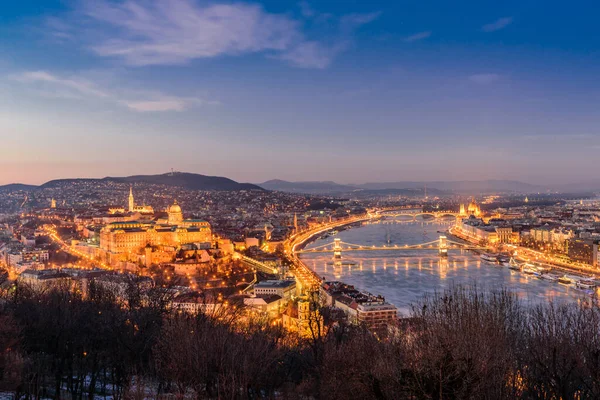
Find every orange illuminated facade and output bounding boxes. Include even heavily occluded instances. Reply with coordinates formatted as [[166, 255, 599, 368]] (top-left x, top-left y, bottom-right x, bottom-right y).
[[100, 200, 211, 255]]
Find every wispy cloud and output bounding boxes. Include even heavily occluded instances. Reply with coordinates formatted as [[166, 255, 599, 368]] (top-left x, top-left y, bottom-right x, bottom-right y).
[[54, 0, 379, 69], [403, 31, 432, 42], [340, 12, 382, 31], [121, 97, 214, 112], [11, 70, 214, 112], [45, 17, 74, 42], [468, 73, 500, 84], [275, 42, 342, 70], [482, 17, 513, 32], [15, 71, 110, 98]]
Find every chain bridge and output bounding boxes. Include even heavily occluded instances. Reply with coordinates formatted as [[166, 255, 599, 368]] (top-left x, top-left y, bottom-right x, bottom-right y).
[[296, 236, 486, 257]]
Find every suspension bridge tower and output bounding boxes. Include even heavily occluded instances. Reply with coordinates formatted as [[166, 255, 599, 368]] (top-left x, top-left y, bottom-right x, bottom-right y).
[[438, 235, 448, 257], [333, 238, 342, 260]]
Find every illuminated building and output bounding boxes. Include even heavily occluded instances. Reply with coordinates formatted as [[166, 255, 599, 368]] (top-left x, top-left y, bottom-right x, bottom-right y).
[[254, 279, 296, 300], [171, 292, 225, 315], [530, 227, 553, 243], [283, 299, 324, 338], [50, 198, 57, 209], [127, 186, 154, 214], [459, 219, 499, 243], [320, 281, 397, 328], [100, 199, 211, 257], [128, 186, 134, 212], [244, 295, 283, 316], [167, 200, 183, 225], [356, 302, 398, 328], [6, 248, 49, 267], [566, 238, 599, 267], [19, 269, 70, 288], [460, 197, 482, 217], [494, 227, 514, 243]]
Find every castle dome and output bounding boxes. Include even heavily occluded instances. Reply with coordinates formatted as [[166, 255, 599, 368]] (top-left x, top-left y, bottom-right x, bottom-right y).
[[168, 200, 182, 214]]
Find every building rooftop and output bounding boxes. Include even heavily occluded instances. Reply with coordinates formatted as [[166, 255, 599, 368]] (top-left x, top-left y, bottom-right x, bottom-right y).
[[254, 279, 296, 289]]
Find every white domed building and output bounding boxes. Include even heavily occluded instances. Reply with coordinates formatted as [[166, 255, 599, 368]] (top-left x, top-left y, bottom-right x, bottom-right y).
[[100, 199, 211, 259], [167, 200, 184, 225]]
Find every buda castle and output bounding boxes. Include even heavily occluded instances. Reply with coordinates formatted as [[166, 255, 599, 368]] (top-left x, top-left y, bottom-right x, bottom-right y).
[[99, 190, 211, 257]]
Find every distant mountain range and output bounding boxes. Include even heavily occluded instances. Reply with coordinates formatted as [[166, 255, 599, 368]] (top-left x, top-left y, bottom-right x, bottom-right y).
[[553, 179, 600, 193], [2, 174, 599, 195], [1, 173, 263, 192], [258, 179, 599, 194], [356, 180, 545, 193], [0, 183, 39, 192], [259, 180, 358, 194]]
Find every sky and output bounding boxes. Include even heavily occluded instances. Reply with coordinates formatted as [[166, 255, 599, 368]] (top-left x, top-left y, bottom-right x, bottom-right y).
[[1, 0, 599, 185]]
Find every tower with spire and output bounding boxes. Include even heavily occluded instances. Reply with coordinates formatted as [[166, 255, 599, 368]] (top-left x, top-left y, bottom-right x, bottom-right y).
[[294, 213, 298, 233], [128, 186, 134, 212]]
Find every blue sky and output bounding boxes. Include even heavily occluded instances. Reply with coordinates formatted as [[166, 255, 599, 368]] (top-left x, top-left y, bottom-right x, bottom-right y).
[[1, 0, 599, 185]]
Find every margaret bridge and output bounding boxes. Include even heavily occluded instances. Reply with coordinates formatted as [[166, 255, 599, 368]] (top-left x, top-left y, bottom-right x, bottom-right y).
[[377, 209, 461, 221]]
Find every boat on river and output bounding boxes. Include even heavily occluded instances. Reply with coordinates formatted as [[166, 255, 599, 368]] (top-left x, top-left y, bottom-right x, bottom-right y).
[[576, 279, 596, 290], [539, 273, 560, 282], [481, 253, 499, 263], [497, 255, 511, 266], [523, 264, 539, 276], [558, 275, 574, 285], [508, 258, 522, 271]]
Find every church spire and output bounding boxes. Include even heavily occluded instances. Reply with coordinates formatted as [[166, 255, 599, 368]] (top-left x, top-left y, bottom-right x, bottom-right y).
[[128, 185, 134, 212]]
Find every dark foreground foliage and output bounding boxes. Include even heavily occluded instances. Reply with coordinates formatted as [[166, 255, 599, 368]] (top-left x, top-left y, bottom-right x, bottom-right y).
[[1, 281, 599, 399]]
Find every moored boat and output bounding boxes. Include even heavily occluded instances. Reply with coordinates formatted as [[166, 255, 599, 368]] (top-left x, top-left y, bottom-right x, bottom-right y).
[[497, 255, 510, 266], [576, 280, 596, 290], [508, 258, 522, 271], [558, 275, 574, 285], [523, 265, 537, 275], [539, 273, 559, 282], [533, 264, 552, 274], [480, 253, 499, 263]]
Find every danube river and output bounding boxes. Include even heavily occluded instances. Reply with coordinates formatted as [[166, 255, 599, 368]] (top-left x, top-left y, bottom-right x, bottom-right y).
[[300, 220, 590, 316]]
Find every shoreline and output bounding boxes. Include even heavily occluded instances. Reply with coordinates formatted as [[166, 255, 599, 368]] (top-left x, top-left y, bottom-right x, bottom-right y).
[[286, 214, 377, 288], [294, 219, 597, 312], [448, 226, 599, 279]]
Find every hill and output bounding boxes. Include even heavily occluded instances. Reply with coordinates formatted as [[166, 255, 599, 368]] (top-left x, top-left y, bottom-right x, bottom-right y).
[[553, 179, 600, 193], [0, 183, 39, 191], [40, 172, 264, 191]]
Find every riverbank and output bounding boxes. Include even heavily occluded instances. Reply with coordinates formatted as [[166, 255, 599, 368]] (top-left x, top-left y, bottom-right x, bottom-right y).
[[286, 214, 377, 289], [301, 221, 590, 314], [448, 225, 599, 278]]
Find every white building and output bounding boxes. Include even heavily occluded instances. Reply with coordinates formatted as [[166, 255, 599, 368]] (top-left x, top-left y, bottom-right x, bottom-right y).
[[254, 280, 296, 300]]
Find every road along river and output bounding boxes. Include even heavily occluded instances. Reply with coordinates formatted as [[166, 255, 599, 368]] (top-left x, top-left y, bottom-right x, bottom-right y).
[[299, 220, 593, 316]]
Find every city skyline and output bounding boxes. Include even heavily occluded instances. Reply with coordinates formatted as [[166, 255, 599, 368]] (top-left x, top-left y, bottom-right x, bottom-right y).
[[2, 0, 600, 185]]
